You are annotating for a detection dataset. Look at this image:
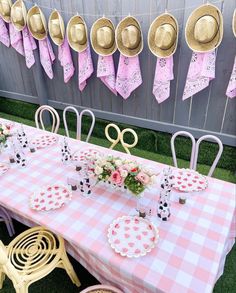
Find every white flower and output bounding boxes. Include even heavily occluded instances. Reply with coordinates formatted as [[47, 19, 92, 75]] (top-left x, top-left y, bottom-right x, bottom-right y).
[[149, 175, 156, 185], [114, 159, 122, 167], [3, 129, 9, 135], [120, 169, 128, 178], [94, 166, 103, 175]]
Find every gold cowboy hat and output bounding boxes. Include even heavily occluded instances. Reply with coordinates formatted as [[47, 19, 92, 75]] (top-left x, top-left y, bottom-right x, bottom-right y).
[[90, 17, 116, 56], [10, 0, 27, 31], [48, 10, 65, 46], [116, 16, 143, 57], [27, 5, 47, 40], [148, 13, 178, 58], [233, 9, 236, 38], [0, 0, 12, 23], [185, 4, 223, 52], [67, 15, 88, 52]]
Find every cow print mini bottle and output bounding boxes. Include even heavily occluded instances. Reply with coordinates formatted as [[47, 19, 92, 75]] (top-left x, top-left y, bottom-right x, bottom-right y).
[[157, 168, 173, 221], [17, 125, 28, 149], [61, 137, 72, 164]]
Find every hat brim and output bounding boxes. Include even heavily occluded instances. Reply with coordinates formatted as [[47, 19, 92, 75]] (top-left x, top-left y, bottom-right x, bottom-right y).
[[27, 6, 47, 40], [115, 16, 143, 57], [90, 17, 116, 56], [10, 0, 27, 31], [148, 13, 178, 58], [0, 0, 12, 23], [233, 9, 236, 38], [185, 4, 223, 52], [67, 15, 88, 52], [48, 10, 65, 46]]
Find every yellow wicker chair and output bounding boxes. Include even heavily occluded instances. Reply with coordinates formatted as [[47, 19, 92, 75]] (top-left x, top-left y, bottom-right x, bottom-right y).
[[0, 226, 80, 293], [105, 123, 138, 155]]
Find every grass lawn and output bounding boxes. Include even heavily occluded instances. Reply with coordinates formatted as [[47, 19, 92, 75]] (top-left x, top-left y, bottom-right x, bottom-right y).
[[0, 112, 235, 292]]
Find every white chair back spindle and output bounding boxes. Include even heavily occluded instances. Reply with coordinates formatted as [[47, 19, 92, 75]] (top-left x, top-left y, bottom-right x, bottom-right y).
[[35, 105, 60, 133], [193, 135, 223, 177], [171, 131, 196, 169], [63, 106, 95, 142], [63, 106, 80, 139]]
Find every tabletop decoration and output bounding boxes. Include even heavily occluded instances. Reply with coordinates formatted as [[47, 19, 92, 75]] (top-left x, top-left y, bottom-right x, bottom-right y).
[[30, 184, 72, 211], [60, 137, 72, 164], [157, 168, 173, 221], [14, 147, 27, 168], [107, 215, 159, 258], [0, 162, 10, 176], [0, 123, 11, 152], [17, 125, 28, 148], [30, 134, 58, 149], [172, 168, 208, 192], [87, 154, 156, 197]]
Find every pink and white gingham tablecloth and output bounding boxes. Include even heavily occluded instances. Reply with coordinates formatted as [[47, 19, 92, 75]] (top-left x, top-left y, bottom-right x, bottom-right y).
[[0, 119, 235, 293]]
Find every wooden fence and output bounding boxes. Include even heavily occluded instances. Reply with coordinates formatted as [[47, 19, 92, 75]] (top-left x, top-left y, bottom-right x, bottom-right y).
[[0, 0, 235, 146]]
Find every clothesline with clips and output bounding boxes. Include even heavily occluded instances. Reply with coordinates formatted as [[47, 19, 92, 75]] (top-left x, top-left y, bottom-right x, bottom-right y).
[[24, 0, 224, 18]]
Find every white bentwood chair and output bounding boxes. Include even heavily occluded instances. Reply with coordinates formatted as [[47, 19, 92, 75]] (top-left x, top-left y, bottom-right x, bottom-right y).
[[35, 105, 60, 133], [63, 106, 95, 142], [193, 135, 223, 177], [171, 131, 196, 169]]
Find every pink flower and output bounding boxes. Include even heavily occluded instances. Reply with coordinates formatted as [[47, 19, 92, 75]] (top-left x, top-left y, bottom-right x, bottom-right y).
[[110, 171, 124, 185], [135, 172, 150, 185]]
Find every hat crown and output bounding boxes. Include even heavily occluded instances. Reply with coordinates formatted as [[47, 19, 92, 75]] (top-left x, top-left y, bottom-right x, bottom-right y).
[[30, 13, 44, 33], [71, 23, 86, 44], [97, 26, 113, 48], [194, 15, 218, 43], [12, 6, 23, 22], [154, 23, 176, 49], [0, 0, 10, 15], [121, 25, 140, 49], [51, 19, 61, 37]]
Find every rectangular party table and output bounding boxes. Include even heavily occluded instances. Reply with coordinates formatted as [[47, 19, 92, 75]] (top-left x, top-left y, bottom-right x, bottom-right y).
[[0, 118, 235, 293]]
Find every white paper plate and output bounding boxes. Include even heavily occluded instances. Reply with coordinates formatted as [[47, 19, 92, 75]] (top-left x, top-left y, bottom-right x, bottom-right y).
[[30, 134, 58, 149]]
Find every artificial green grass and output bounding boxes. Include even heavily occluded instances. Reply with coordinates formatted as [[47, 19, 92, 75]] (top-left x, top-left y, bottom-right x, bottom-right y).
[[0, 97, 236, 173], [0, 111, 235, 183]]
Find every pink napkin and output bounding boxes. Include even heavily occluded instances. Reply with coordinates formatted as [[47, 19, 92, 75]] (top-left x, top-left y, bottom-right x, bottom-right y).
[[0, 17, 10, 47], [115, 54, 142, 99], [22, 26, 37, 68], [58, 38, 75, 83], [39, 37, 55, 79], [226, 56, 236, 98], [97, 55, 117, 95], [183, 50, 216, 100], [78, 45, 94, 91], [9, 23, 24, 56], [153, 56, 174, 103]]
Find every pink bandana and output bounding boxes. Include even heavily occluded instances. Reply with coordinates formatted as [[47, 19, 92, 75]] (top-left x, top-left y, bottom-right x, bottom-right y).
[[97, 55, 117, 95], [78, 45, 94, 91], [226, 56, 236, 98], [9, 23, 24, 56], [115, 54, 142, 99], [153, 56, 174, 103], [39, 37, 55, 79], [0, 17, 10, 47], [22, 26, 37, 68], [58, 38, 75, 83], [183, 50, 216, 100]]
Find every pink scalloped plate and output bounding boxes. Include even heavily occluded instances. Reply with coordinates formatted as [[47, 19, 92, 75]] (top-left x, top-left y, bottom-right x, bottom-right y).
[[30, 184, 72, 211], [172, 168, 208, 193], [30, 134, 58, 149], [0, 162, 9, 176], [108, 216, 159, 258], [72, 148, 101, 163]]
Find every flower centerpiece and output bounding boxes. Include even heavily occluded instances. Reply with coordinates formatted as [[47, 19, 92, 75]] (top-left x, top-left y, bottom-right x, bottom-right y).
[[0, 123, 11, 151], [87, 154, 156, 197]]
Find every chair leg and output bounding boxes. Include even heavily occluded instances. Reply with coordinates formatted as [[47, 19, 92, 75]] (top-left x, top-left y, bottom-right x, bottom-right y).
[[0, 269, 5, 289], [60, 252, 81, 287], [15, 285, 28, 293]]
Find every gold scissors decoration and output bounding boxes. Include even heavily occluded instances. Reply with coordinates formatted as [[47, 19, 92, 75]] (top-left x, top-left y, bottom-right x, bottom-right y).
[[105, 123, 138, 155]]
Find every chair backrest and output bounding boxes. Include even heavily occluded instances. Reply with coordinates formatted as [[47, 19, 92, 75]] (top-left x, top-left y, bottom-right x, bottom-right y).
[[80, 284, 123, 293], [171, 131, 196, 169], [35, 105, 60, 133], [63, 106, 95, 142], [193, 135, 223, 177], [105, 123, 138, 155]]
